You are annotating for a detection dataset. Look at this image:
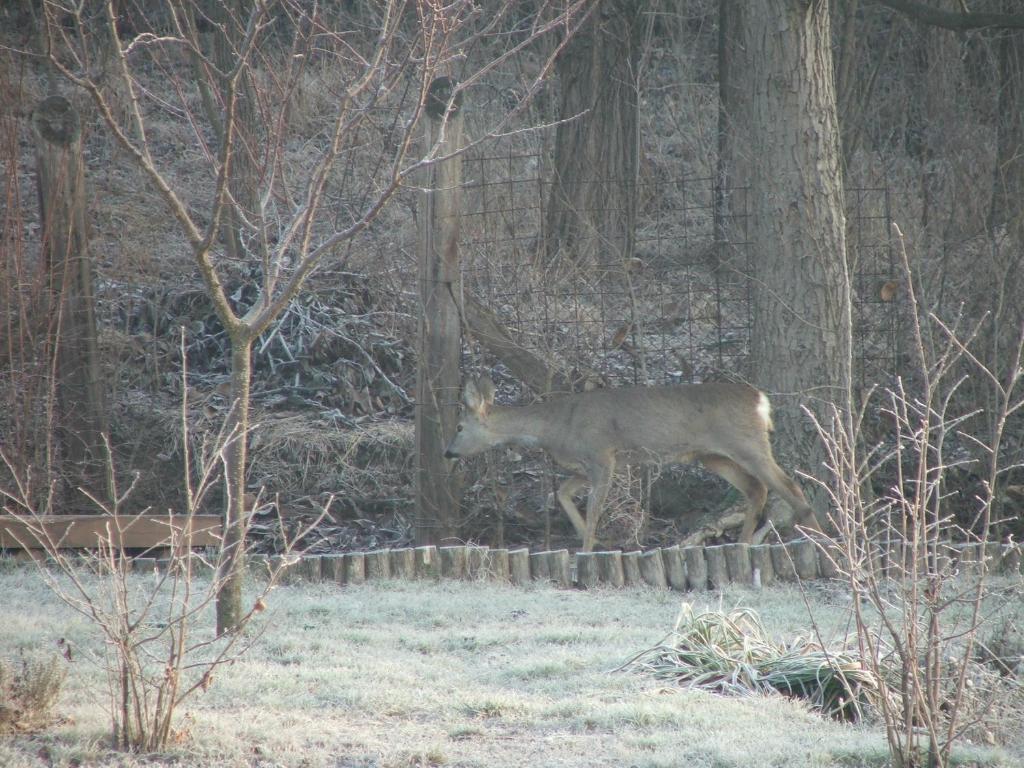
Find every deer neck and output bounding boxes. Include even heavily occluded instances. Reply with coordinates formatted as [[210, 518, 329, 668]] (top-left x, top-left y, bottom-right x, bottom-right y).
[[487, 403, 550, 449]]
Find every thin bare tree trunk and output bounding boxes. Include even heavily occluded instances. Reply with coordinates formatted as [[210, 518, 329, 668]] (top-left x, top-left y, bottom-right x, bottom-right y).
[[33, 95, 110, 511], [216, 338, 251, 635]]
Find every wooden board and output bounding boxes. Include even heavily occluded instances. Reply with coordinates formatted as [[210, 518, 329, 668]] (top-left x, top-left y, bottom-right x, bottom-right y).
[[0, 515, 222, 550]]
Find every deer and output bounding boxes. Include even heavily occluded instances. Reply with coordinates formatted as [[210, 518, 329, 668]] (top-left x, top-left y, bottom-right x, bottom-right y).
[[443, 376, 820, 552]]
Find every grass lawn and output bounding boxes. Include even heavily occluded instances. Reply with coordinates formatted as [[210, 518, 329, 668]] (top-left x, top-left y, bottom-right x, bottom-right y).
[[0, 564, 1016, 767]]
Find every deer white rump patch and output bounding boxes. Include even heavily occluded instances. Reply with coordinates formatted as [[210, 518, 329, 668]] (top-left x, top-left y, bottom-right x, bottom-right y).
[[757, 391, 774, 431]]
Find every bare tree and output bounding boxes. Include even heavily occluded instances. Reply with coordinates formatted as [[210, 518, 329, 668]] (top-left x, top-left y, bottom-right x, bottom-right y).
[[38, 0, 586, 633]]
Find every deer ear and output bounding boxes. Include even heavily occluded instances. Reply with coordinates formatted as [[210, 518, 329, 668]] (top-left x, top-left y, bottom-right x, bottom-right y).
[[463, 379, 484, 414], [477, 376, 496, 406]]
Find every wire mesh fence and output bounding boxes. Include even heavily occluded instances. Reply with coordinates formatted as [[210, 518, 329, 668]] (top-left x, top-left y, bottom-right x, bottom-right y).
[[459, 145, 897, 393]]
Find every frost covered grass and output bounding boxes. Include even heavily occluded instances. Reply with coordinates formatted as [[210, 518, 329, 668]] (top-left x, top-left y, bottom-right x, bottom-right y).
[[0, 566, 1013, 767]]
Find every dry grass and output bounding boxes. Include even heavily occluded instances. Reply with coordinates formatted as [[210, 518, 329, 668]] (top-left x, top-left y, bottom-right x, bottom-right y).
[[0, 566, 1017, 768], [0, 652, 67, 736]]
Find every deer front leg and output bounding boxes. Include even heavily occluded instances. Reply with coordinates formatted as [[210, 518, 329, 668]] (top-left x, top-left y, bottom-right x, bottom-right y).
[[583, 458, 614, 552], [556, 475, 589, 544]]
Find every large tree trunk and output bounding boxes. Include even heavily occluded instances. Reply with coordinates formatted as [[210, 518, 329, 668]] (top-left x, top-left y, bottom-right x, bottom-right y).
[[544, 0, 641, 266], [736, 1, 852, 522], [33, 95, 110, 511], [989, 19, 1024, 238]]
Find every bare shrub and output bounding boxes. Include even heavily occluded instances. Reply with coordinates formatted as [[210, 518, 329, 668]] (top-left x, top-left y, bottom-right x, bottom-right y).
[[810, 226, 1024, 768], [0, 652, 68, 735], [0, 339, 327, 752]]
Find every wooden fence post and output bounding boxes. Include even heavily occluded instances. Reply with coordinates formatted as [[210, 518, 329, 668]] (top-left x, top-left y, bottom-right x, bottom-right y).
[[439, 545, 468, 579], [791, 540, 819, 580], [621, 551, 642, 586], [770, 543, 797, 582], [683, 546, 707, 590], [661, 546, 687, 590], [344, 552, 366, 584], [704, 545, 729, 589], [508, 548, 531, 585], [547, 550, 572, 588], [415, 545, 440, 579], [530, 551, 551, 581], [750, 545, 774, 587], [639, 549, 668, 588], [415, 77, 465, 545], [575, 552, 598, 588], [596, 551, 625, 587], [723, 543, 752, 584]]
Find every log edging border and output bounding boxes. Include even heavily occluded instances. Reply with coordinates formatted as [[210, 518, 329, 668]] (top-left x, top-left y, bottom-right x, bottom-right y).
[[252, 540, 1024, 589]]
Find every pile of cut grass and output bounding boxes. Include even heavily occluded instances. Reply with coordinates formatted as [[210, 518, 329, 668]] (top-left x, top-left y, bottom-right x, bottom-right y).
[[618, 603, 882, 721]]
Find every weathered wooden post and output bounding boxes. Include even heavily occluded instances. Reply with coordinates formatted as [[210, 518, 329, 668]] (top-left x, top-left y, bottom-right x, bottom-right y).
[[704, 545, 729, 589], [33, 95, 109, 509], [639, 549, 668, 588], [415, 77, 464, 545]]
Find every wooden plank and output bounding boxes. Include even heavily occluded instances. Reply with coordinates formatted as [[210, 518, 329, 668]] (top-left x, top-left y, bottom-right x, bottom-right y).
[[0, 514, 222, 550]]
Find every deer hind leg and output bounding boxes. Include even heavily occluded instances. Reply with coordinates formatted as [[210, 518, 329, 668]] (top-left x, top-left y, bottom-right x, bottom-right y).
[[736, 446, 822, 535], [699, 453, 768, 544], [582, 458, 615, 552], [556, 475, 589, 544]]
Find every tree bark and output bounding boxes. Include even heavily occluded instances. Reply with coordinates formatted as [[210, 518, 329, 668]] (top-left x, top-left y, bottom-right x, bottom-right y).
[[216, 337, 251, 635], [737, 1, 852, 520], [544, 0, 641, 265], [989, 19, 1024, 237], [715, 0, 751, 244], [33, 95, 110, 511], [875, 0, 1024, 30]]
